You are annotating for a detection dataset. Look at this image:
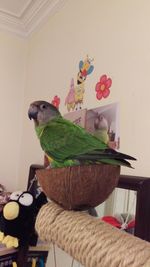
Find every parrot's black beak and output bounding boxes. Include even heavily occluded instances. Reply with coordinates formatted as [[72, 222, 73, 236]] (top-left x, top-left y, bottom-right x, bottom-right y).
[[28, 105, 38, 120], [28, 110, 38, 120]]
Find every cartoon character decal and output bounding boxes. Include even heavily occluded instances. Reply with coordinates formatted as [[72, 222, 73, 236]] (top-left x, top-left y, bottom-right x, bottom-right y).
[[65, 78, 76, 112], [65, 55, 94, 111], [74, 83, 85, 110], [77, 55, 94, 84]]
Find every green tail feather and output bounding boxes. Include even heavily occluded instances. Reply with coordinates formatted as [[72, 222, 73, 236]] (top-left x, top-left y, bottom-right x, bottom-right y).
[[99, 158, 133, 168]]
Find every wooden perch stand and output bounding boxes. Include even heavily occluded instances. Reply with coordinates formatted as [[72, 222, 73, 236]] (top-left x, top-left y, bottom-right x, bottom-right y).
[[27, 164, 150, 266]]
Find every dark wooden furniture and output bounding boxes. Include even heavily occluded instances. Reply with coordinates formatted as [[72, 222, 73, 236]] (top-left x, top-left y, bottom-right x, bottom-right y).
[[118, 175, 150, 242], [28, 165, 150, 242]]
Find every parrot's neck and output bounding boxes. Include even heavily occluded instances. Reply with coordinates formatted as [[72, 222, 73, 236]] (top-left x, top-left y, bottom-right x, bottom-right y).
[[35, 125, 46, 139], [35, 116, 63, 139], [35, 116, 61, 139]]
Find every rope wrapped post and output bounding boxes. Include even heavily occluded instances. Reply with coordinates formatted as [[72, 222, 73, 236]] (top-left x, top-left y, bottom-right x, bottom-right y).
[[36, 202, 150, 267]]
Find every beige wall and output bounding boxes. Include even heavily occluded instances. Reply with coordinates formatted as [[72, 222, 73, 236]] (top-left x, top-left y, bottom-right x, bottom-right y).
[[0, 30, 27, 191], [0, 1, 150, 266], [19, 0, 150, 189], [0, 0, 149, 201]]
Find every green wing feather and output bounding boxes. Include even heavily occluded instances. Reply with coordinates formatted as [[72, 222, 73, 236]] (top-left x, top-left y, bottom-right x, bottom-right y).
[[37, 117, 107, 161], [35, 116, 135, 167]]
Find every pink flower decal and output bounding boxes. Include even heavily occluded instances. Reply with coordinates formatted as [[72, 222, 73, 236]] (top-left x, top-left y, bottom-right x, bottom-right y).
[[95, 75, 112, 100], [51, 95, 60, 109]]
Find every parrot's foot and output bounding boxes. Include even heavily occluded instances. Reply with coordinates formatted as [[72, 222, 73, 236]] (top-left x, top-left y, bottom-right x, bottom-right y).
[[46, 165, 51, 169], [2, 235, 19, 248], [0, 231, 4, 242]]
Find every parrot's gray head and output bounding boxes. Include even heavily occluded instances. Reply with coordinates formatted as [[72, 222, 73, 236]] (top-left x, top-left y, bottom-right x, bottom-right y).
[[94, 114, 108, 131], [28, 100, 61, 126]]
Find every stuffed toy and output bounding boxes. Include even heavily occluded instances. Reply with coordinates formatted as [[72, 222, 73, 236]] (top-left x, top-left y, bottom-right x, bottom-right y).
[[0, 190, 47, 267]]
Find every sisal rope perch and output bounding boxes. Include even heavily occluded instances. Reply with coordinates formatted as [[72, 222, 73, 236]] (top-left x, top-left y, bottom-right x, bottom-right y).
[[36, 202, 150, 267]]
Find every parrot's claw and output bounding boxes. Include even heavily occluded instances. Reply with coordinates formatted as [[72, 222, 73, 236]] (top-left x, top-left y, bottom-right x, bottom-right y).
[[2, 235, 19, 248], [0, 231, 4, 242]]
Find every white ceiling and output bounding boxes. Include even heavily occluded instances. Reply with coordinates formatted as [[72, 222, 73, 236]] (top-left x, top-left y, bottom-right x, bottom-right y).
[[0, 0, 67, 37], [0, 0, 32, 17]]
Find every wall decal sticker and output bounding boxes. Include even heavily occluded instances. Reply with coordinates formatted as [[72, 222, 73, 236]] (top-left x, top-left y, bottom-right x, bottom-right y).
[[65, 78, 76, 112], [65, 55, 94, 111], [77, 55, 94, 85], [51, 95, 60, 109], [74, 83, 85, 110], [95, 74, 112, 100]]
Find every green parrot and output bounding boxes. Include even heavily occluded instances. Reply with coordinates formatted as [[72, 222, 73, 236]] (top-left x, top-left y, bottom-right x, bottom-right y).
[[28, 100, 136, 168], [93, 114, 109, 144]]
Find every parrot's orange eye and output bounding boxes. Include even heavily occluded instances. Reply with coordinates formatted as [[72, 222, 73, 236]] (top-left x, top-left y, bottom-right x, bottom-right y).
[[41, 104, 46, 110]]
